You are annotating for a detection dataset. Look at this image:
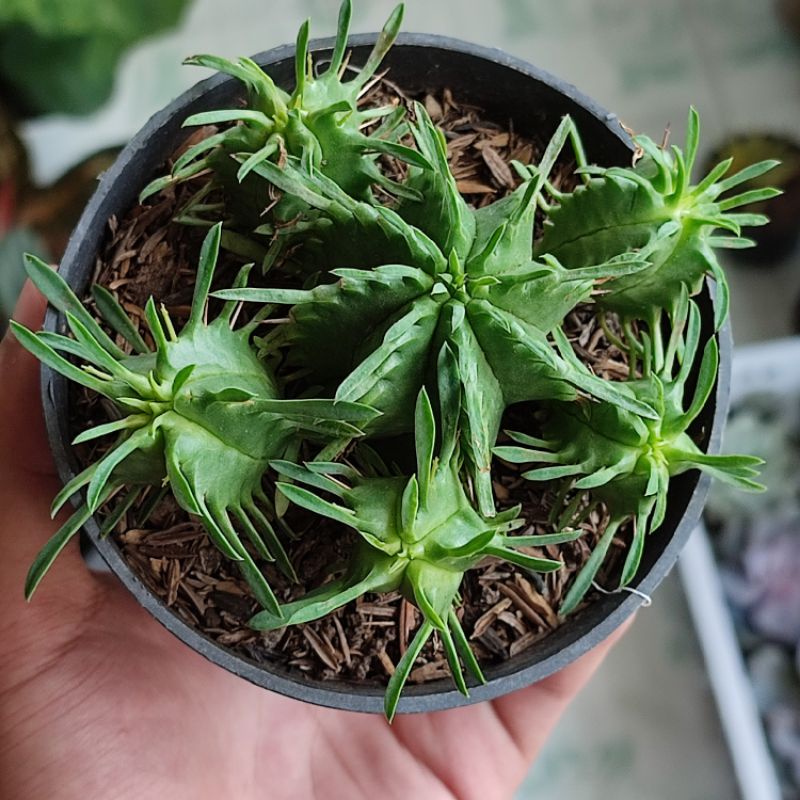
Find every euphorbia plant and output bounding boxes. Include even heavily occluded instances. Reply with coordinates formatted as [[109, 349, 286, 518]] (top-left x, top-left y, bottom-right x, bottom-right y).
[[14, 1, 777, 717], [12, 223, 378, 614], [256, 349, 584, 719], [214, 109, 658, 516], [494, 292, 764, 614], [141, 0, 427, 232]]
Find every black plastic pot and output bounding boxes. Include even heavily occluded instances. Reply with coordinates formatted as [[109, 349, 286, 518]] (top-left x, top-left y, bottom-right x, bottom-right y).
[[42, 33, 731, 715]]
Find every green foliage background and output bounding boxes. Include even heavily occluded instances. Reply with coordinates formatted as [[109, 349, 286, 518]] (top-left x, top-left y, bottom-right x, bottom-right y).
[[0, 0, 191, 116]]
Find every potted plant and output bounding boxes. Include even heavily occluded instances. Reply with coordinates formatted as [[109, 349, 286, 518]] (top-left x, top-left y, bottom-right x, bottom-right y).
[[12, 1, 777, 718]]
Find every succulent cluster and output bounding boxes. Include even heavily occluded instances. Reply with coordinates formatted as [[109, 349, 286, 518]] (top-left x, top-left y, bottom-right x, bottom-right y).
[[16, 1, 775, 717]]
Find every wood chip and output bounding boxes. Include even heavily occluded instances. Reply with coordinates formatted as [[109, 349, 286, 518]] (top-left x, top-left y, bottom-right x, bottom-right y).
[[514, 573, 559, 627], [509, 632, 537, 657], [471, 597, 512, 639], [218, 630, 255, 646], [456, 180, 496, 194], [376, 649, 396, 677], [180, 579, 207, 616], [398, 599, 416, 656], [357, 603, 396, 617], [166, 559, 181, 606], [302, 628, 340, 672], [424, 93, 443, 120], [410, 661, 450, 683], [333, 615, 351, 667], [481, 146, 516, 188], [497, 583, 549, 629], [497, 610, 529, 635]]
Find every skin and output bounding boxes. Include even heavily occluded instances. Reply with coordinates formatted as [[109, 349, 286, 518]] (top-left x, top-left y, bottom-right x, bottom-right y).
[[0, 281, 628, 800]]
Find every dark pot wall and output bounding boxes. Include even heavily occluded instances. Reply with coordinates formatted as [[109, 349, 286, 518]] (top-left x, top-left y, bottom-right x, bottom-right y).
[[41, 33, 732, 714]]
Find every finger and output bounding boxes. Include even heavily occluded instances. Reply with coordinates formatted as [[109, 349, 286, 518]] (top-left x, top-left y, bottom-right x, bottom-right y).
[[0, 279, 56, 477], [490, 616, 634, 758]]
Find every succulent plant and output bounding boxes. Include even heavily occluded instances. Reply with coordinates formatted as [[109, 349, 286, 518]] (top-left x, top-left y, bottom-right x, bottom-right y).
[[495, 294, 764, 613], [15, 1, 776, 717], [12, 223, 378, 613], [141, 0, 428, 231], [537, 109, 781, 329], [214, 110, 658, 517], [252, 350, 583, 719]]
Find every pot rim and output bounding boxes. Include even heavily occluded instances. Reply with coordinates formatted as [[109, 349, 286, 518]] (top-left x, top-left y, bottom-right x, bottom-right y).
[[41, 31, 732, 715]]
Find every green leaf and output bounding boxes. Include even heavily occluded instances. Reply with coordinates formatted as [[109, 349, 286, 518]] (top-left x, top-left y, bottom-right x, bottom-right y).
[[620, 510, 649, 586], [293, 18, 310, 100], [670, 337, 718, 433], [275, 482, 356, 528], [254, 398, 380, 426], [235, 547, 282, 617], [503, 529, 584, 546], [9, 322, 113, 395], [50, 463, 97, 517], [448, 311, 504, 516], [25, 503, 93, 599], [560, 518, 622, 615], [90, 285, 149, 354], [430, 528, 496, 559], [414, 389, 436, 505], [436, 344, 462, 465], [271, 461, 347, 497], [385, 621, 433, 721], [188, 223, 222, 328], [72, 415, 149, 445], [86, 427, 154, 512], [449, 608, 486, 684], [711, 159, 780, 195], [236, 140, 279, 182], [684, 107, 700, 175], [399, 476, 419, 535], [485, 545, 562, 573], [24, 254, 124, 357], [353, 2, 404, 89], [327, 0, 352, 75], [250, 558, 399, 631], [522, 464, 583, 481], [493, 445, 562, 465], [182, 109, 273, 128], [440, 624, 469, 697]]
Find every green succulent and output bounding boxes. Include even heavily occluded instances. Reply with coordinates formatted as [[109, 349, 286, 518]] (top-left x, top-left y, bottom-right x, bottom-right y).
[[252, 348, 584, 719], [495, 294, 764, 614], [15, 1, 775, 719], [536, 108, 781, 329], [215, 110, 658, 518], [140, 0, 428, 230], [12, 224, 378, 613]]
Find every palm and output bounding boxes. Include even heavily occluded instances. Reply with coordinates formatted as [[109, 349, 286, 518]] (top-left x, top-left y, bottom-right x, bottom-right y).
[[0, 285, 622, 800]]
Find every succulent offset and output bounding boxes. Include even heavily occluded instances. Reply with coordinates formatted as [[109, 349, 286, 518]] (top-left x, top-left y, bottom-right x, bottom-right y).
[[13, 223, 378, 614], [15, 1, 775, 717]]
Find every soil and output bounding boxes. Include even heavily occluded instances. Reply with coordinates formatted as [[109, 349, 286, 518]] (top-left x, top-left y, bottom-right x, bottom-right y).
[[70, 80, 633, 689]]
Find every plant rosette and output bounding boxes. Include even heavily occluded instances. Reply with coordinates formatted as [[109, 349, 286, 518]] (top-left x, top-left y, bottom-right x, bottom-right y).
[[15, 2, 774, 717]]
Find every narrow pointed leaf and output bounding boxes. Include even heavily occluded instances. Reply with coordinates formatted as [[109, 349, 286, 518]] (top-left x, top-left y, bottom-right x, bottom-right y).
[[385, 621, 433, 721], [90, 285, 149, 354]]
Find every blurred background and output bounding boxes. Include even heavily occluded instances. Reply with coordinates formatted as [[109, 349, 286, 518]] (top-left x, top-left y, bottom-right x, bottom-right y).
[[2, 0, 800, 797]]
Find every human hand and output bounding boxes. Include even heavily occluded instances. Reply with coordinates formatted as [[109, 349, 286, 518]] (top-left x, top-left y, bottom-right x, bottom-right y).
[[0, 281, 628, 800]]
